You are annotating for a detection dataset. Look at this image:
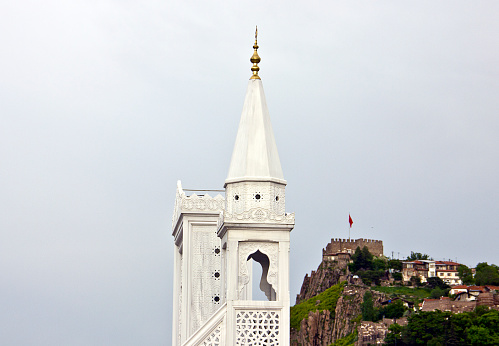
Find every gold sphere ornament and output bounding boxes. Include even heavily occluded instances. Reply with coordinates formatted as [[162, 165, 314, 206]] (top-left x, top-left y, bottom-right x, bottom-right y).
[[250, 26, 261, 80]]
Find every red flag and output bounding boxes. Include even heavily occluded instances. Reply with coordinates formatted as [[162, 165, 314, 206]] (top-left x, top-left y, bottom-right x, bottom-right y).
[[349, 214, 353, 228]]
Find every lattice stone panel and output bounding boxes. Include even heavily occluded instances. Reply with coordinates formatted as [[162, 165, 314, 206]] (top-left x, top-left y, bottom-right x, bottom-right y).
[[226, 182, 286, 216], [200, 321, 223, 346], [191, 225, 222, 334], [235, 310, 280, 345]]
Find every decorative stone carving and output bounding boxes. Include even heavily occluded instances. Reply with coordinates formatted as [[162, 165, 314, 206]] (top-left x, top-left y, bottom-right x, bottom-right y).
[[238, 242, 279, 299], [272, 185, 285, 215], [172, 182, 184, 229], [225, 208, 295, 224], [181, 194, 225, 212], [172, 181, 225, 229], [235, 310, 280, 345], [191, 225, 222, 334], [225, 182, 286, 215], [200, 321, 223, 346]]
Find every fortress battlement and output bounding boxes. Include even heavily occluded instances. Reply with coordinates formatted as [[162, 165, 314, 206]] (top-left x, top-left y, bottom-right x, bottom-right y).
[[328, 238, 382, 244], [323, 238, 383, 258]]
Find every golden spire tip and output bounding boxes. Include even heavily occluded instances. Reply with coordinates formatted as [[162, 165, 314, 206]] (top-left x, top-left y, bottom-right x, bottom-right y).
[[250, 26, 261, 80]]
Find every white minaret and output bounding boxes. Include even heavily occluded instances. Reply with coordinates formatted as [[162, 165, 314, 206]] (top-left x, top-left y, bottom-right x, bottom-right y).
[[218, 28, 295, 345], [171, 181, 225, 345], [172, 28, 294, 346]]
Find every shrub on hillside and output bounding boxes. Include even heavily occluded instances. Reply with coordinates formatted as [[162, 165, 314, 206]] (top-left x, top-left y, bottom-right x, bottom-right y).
[[290, 281, 346, 330]]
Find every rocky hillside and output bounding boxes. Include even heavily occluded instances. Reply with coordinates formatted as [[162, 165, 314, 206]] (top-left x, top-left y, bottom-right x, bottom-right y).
[[296, 258, 350, 304], [291, 249, 393, 345], [290, 282, 387, 346]]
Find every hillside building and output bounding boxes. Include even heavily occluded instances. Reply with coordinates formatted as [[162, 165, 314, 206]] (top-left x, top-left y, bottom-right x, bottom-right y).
[[323, 238, 384, 261], [402, 260, 462, 285], [435, 261, 461, 285]]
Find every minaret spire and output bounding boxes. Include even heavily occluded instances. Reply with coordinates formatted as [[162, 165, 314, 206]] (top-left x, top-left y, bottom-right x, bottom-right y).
[[225, 27, 285, 186], [250, 26, 261, 80]]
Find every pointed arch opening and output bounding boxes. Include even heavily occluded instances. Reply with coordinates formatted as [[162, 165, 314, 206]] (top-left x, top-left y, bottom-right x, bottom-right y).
[[247, 250, 276, 301]]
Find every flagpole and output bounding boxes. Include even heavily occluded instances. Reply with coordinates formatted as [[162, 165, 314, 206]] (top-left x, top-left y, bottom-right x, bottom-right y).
[[348, 214, 353, 241]]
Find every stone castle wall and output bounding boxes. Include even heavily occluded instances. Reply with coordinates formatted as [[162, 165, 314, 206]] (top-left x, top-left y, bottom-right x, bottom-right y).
[[421, 298, 476, 313], [323, 238, 383, 258]]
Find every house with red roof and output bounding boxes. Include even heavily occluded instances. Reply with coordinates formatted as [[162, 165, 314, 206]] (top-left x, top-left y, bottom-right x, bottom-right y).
[[449, 285, 468, 295], [402, 260, 429, 282], [402, 260, 462, 285], [435, 261, 462, 285]]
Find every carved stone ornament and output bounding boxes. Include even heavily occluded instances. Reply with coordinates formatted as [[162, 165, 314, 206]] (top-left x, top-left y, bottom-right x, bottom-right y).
[[225, 208, 295, 224], [235, 310, 280, 345], [172, 181, 225, 229], [238, 242, 279, 298], [200, 320, 223, 346], [190, 225, 222, 334], [225, 182, 286, 215], [181, 194, 225, 212]]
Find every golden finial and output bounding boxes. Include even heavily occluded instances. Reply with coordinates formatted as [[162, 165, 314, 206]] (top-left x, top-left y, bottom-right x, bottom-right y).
[[250, 26, 261, 80]]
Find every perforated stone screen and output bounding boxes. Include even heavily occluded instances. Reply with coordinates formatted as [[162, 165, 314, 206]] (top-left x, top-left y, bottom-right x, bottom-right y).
[[235, 310, 280, 345]]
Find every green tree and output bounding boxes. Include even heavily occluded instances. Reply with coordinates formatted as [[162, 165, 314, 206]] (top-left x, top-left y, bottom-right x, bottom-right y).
[[426, 277, 450, 290], [410, 276, 421, 287], [430, 286, 447, 299], [457, 264, 475, 285], [380, 299, 405, 319], [467, 326, 499, 345], [373, 258, 387, 271], [452, 312, 475, 344], [383, 310, 499, 345], [388, 259, 402, 271], [349, 247, 388, 285], [406, 251, 432, 261], [349, 246, 374, 272], [404, 311, 451, 344], [476, 262, 489, 272], [392, 272, 403, 281], [477, 310, 499, 331], [474, 262, 499, 286], [358, 270, 385, 286], [384, 323, 405, 346], [361, 291, 377, 321], [473, 305, 490, 317]]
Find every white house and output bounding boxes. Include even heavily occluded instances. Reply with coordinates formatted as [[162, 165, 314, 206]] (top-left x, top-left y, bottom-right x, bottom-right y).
[[435, 261, 462, 286]]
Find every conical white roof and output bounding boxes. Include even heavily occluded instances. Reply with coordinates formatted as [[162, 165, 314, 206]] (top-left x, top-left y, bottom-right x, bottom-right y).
[[225, 79, 285, 186]]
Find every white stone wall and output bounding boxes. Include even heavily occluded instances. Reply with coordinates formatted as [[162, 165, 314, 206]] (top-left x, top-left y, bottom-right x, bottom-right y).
[[225, 181, 286, 217], [190, 224, 223, 334]]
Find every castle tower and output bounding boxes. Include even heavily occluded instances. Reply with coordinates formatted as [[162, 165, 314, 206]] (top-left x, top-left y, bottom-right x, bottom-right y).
[[171, 29, 294, 346]]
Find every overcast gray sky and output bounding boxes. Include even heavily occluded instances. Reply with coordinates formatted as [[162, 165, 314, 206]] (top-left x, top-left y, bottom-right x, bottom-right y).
[[1, 1, 498, 344]]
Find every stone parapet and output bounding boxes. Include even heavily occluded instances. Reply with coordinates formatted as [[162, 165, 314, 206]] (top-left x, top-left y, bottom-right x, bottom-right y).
[[323, 238, 383, 258], [172, 180, 225, 230]]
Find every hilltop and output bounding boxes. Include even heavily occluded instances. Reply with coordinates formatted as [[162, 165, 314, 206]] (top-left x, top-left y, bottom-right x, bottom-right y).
[[290, 238, 499, 345]]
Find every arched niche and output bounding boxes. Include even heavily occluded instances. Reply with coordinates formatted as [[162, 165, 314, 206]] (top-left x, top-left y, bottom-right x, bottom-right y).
[[238, 242, 278, 301], [248, 250, 277, 300]]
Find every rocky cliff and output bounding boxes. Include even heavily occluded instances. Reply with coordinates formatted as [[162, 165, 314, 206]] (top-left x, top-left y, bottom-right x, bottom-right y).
[[291, 309, 334, 346], [291, 284, 387, 346], [296, 260, 348, 304]]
